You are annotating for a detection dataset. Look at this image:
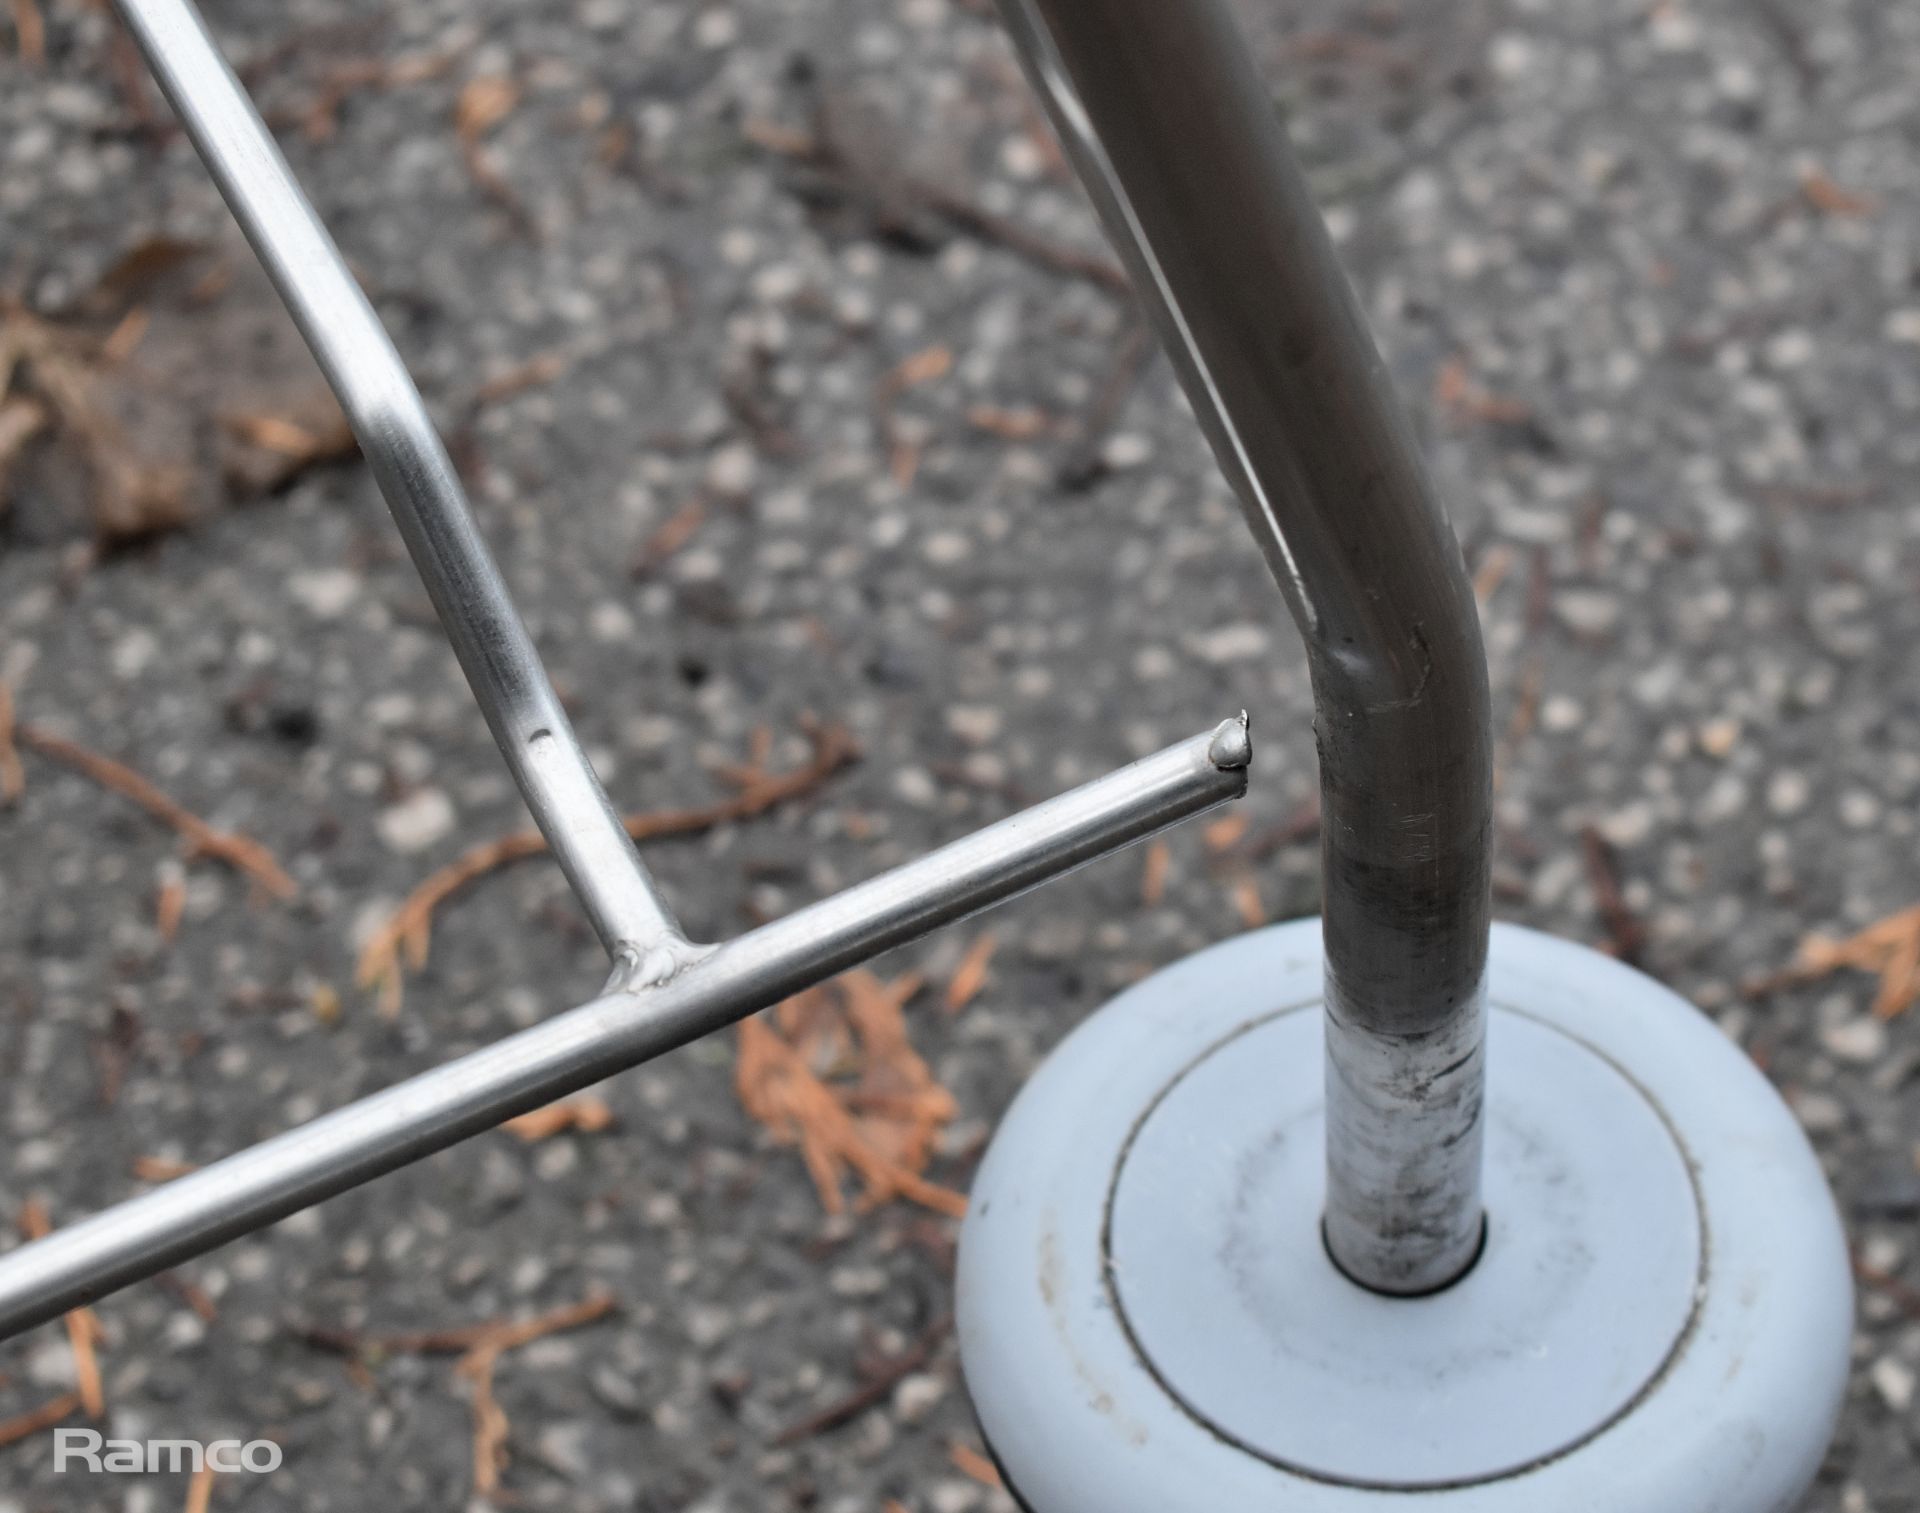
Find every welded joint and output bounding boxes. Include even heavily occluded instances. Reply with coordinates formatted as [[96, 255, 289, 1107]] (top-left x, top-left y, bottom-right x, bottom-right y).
[[604, 937, 715, 995]]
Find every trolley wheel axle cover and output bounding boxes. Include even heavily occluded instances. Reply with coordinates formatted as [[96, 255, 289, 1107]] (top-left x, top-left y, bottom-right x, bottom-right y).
[[957, 921, 1850, 1511]]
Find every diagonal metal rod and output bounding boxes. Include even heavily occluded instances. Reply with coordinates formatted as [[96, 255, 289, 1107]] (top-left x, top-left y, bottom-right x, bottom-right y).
[[0, 718, 1251, 1340], [111, 0, 687, 979], [997, 0, 1494, 1293]]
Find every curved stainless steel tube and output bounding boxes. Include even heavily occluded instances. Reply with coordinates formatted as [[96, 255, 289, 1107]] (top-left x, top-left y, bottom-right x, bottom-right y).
[[111, 0, 685, 975], [0, 719, 1250, 1339], [997, 0, 1493, 1292]]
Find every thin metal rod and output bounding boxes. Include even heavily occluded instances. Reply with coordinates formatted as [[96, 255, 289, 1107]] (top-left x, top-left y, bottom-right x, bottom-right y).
[[0, 718, 1250, 1340], [111, 0, 685, 976], [996, 0, 1493, 1293]]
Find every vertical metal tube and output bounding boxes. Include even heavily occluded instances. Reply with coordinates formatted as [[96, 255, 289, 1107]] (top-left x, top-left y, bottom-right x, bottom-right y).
[[997, 0, 1492, 1293], [111, 0, 687, 975]]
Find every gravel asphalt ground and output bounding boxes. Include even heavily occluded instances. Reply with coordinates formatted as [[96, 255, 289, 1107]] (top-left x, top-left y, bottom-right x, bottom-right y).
[[3, 0, 1919, 1508]]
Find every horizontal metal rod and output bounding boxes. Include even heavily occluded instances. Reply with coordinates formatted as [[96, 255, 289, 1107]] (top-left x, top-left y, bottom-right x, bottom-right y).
[[111, 0, 685, 975], [997, 0, 1493, 1294], [0, 718, 1250, 1340]]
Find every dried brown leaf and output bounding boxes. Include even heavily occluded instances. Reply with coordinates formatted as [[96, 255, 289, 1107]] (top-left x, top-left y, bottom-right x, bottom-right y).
[[87, 236, 209, 312], [737, 970, 965, 1220], [1782, 904, 1920, 1019]]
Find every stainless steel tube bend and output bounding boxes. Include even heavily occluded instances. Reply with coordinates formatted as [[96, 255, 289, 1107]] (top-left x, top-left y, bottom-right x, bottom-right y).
[[995, 0, 1494, 1293]]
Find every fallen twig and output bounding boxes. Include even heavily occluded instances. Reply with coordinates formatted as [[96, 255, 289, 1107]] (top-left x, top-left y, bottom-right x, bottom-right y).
[[0, 680, 22, 807], [155, 866, 187, 943], [942, 934, 997, 1015], [0, 1390, 82, 1448], [501, 1094, 615, 1142], [471, 351, 567, 407], [356, 723, 857, 1013], [772, 1315, 952, 1444], [10, 0, 44, 67], [455, 74, 535, 235], [1433, 355, 1533, 427], [874, 344, 953, 488], [744, 115, 1129, 297], [1799, 167, 1876, 218], [1853, 1252, 1920, 1321], [156, 1271, 218, 1325], [19, 1200, 104, 1420], [270, 50, 456, 143], [965, 403, 1052, 441], [631, 496, 710, 577], [1055, 319, 1153, 491], [184, 1463, 218, 1513], [14, 721, 296, 899], [1245, 797, 1322, 862], [1228, 870, 1266, 929], [133, 1154, 199, 1182], [297, 1292, 615, 1498], [1579, 824, 1646, 967], [950, 1440, 1004, 1487], [1139, 838, 1171, 907]]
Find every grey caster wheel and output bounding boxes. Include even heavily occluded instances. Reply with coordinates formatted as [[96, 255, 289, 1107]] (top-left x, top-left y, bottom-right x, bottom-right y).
[[956, 920, 1852, 1511], [956, 0, 1855, 1506]]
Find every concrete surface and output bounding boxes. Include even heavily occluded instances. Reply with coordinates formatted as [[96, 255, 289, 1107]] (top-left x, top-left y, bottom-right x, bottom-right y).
[[1, 0, 1917, 1508]]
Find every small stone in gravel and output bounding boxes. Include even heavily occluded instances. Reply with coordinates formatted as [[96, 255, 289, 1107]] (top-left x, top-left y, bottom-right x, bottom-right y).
[[1766, 770, 1811, 816], [945, 706, 1002, 746], [1553, 590, 1620, 637], [288, 568, 360, 619], [538, 1421, 595, 1480], [1822, 1015, 1889, 1065], [592, 1364, 647, 1417], [892, 1371, 945, 1423], [1869, 1357, 1915, 1414], [1189, 622, 1268, 664], [1790, 1090, 1847, 1134], [1100, 432, 1152, 470], [375, 787, 456, 854]]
